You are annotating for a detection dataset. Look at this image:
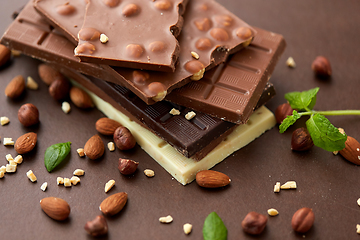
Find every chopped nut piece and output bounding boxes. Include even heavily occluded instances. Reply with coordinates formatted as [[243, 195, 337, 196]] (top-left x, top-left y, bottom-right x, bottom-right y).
[[185, 111, 196, 120], [280, 181, 297, 189], [357, 198, 360, 206], [100, 34, 109, 43], [0, 171, 4, 178], [64, 178, 71, 187], [70, 176, 81, 185], [73, 169, 85, 176], [62, 101, 71, 114], [107, 142, 115, 152], [357, 224, 360, 234], [77, 148, 85, 157], [26, 76, 39, 90], [191, 51, 199, 60], [183, 223, 193, 234], [9, 160, 17, 166], [11, 49, 21, 57], [14, 155, 23, 164], [267, 208, 279, 216], [57, 177, 64, 185], [0, 165, 6, 173], [26, 170, 37, 182], [169, 108, 180, 115], [159, 215, 173, 223], [1, 116, 10, 126], [190, 67, 205, 81], [286, 57, 296, 68], [333, 128, 346, 155], [3, 138, 14, 146], [40, 182, 48, 191], [274, 182, 281, 193], [105, 179, 115, 193], [144, 169, 155, 177], [6, 154, 13, 161], [6, 164, 17, 173]]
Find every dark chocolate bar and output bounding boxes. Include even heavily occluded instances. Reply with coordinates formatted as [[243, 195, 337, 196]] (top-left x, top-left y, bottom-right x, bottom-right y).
[[32, 0, 256, 104], [35, 0, 188, 72]]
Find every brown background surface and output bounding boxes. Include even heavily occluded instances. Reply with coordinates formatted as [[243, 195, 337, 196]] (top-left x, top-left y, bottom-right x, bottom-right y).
[[1, 0, 360, 239]]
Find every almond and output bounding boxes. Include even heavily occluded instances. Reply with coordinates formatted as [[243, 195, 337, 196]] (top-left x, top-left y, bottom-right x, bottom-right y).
[[339, 136, 360, 165], [99, 192, 128, 216], [40, 197, 70, 221], [14, 132, 37, 154], [69, 86, 94, 109], [38, 63, 65, 85], [5, 75, 25, 99], [196, 170, 231, 188], [0, 44, 11, 67], [95, 117, 122, 135], [84, 134, 105, 160]]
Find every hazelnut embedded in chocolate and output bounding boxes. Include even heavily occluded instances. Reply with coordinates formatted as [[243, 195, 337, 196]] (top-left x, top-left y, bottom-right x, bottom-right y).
[[210, 28, 229, 41], [195, 38, 212, 51], [194, 18, 212, 31], [126, 44, 144, 58]]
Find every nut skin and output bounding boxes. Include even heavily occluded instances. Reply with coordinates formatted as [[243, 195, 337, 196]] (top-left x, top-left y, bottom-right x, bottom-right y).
[[84, 135, 105, 160], [40, 197, 70, 221], [339, 136, 360, 165], [49, 77, 70, 101], [118, 158, 139, 175], [14, 132, 37, 154], [311, 56, 332, 77], [18, 103, 39, 127], [291, 207, 315, 233], [95, 117, 122, 135], [84, 215, 108, 237], [113, 126, 136, 150], [195, 170, 231, 188], [241, 211, 268, 235], [291, 128, 314, 151], [5, 75, 25, 99], [275, 103, 293, 124], [99, 192, 128, 216]]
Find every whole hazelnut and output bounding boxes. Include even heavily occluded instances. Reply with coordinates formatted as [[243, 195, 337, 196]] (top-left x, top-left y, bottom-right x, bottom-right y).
[[118, 158, 139, 175], [84, 215, 108, 237], [18, 103, 39, 127], [49, 77, 70, 101], [241, 211, 267, 235], [311, 56, 332, 78], [113, 126, 136, 150], [275, 103, 293, 124], [291, 128, 314, 151], [291, 207, 315, 233]]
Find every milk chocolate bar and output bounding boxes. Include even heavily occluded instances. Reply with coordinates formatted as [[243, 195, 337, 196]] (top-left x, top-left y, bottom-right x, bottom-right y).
[[32, 0, 255, 104], [35, 0, 188, 73]]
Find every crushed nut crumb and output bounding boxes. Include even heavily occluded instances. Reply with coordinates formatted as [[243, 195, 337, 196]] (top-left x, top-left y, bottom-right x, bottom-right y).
[[26, 170, 37, 182], [62, 102, 71, 114], [26, 76, 39, 90], [357, 224, 360, 234], [105, 179, 115, 193], [6, 164, 17, 173], [11, 49, 21, 57], [73, 169, 85, 176], [0, 165, 6, 174], [64, 178, 71, 187], [0, 171, 4, 178], [144, 169, 155, 177], [70, 176, 81, 185], [274, 182, 281, 193], [77, 148, 85, 157], [191, 51, 199, 60], [3, 138, 14, 146], [14, 155, 23, 164], [267, 208, 279, 216], [169, 108, 180, 116], [100, 34, 109, 43], [286, 57, 296, 68], [107, 142, 115, 151], [6, 154, 13, 161], [1, 116, 10, 126], [57, 177, 64, 185], [159, 215, 173, 223], [40, 182, 48, 191], [185, 111, 196, 120], [183, 223, 192, 234]]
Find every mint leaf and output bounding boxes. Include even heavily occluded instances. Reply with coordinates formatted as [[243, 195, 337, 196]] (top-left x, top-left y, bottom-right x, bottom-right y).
[[305, 114, 347, 151], [44, 142, 71, 172], [279, 110, 301, 133], [203, 212, 227, 240], [285, 87, 319, 111]]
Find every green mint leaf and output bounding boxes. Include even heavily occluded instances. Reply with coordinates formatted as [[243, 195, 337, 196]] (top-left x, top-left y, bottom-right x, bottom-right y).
[[285, 87, 319, 111], [279, 110, 301, 133], [44, 142, 71, 172], [305, 114, 347, 151], [203, 212, 227, 240]]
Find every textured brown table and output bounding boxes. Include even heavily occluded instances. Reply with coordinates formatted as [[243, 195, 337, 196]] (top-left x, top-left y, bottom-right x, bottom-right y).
[[1, 0, 360, 239]]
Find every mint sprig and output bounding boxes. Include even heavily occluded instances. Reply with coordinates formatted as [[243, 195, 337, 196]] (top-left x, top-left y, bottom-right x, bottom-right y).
[[44, 142, 71, 172], [279, 87, 360, 152], [203, 212, 227, 240]]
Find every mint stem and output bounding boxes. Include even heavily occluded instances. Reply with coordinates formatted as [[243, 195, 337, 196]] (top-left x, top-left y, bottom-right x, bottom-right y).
[[299, 110, 360, 116]]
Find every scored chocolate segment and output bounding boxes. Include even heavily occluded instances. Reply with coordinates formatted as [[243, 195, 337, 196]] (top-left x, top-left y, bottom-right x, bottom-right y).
[[166, 28, 286, 124]]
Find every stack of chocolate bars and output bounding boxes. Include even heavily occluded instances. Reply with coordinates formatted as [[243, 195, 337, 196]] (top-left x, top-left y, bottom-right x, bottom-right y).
[[1, 0, 285, 184]]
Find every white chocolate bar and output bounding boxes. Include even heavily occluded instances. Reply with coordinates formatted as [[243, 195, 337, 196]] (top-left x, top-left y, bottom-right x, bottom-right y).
[[72, 81, 276, 185]]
